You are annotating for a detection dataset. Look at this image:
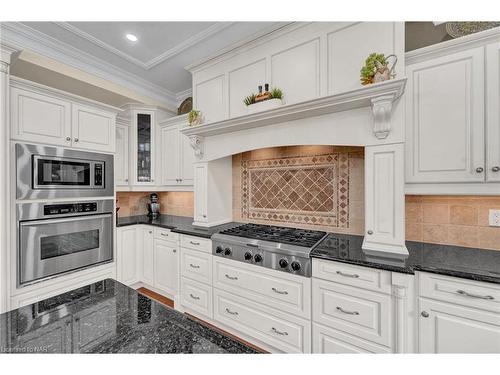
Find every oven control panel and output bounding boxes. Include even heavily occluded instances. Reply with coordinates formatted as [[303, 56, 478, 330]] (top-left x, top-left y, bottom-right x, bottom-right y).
[[44, 202, 98, 216], [94, 163, 103, 186]]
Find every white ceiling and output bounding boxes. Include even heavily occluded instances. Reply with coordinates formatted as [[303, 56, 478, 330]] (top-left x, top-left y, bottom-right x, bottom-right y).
[[18, 22, 286, 96]]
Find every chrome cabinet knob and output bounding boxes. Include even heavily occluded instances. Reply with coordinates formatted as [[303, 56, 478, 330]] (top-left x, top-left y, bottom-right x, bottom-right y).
[[421, 311, 429, 318], [476, 167, 484, 173], [74, 138, 79, 142], [492, 166, 500, 172], [367, 230, 373, 235], [125, 179, 128, 182], [202, 214, 207, 218], [65, 136, 71, 141], [173, 249, 177, 253], [148, 231, 152, 234]]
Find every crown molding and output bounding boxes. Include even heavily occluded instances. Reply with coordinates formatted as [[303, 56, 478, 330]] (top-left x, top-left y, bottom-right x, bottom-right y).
[[54, 22, 233, 70], [185, 22, 306, 73], [0, 22, 179, 110], [175, 87, 192, 103]]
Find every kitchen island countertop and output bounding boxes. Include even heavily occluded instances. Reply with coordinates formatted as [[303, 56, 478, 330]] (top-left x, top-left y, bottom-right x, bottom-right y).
[[0, 279, 259, 354]]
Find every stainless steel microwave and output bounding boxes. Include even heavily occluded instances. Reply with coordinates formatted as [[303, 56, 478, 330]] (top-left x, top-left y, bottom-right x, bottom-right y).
[[16, 143, 114, 199]]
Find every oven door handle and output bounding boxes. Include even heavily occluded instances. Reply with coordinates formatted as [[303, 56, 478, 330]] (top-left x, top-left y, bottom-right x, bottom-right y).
[[20, 213, 112, 226]]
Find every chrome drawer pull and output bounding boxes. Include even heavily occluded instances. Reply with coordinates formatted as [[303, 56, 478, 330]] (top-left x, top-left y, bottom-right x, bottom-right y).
[[336, 306, 360, 315], [456, 290, 494, 300], [225, 274, 238, 280], [271, 327, 288, 336], [161, 233, 169, 236], [225, 308, 239, 316], [189, 294, 200, 300], [272, 287, 288, 295], [189, 263, 200, 269], [336, 271, 359, 278], [190, 241, 200, 245]]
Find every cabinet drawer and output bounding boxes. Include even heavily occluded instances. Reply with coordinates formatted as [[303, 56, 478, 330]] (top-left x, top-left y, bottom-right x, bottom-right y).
[[213, 289, 311, 353], [180, 277, 213, 319], [312, 323, 391, 353], [213, 257, 310, 319], [419, 272, 500, 313], [181, 248, 212, 284], [312, 278, 392, 347], [154, 228, 179, 243], [312, 258, 391, 293], [180, 235, 211, 253]]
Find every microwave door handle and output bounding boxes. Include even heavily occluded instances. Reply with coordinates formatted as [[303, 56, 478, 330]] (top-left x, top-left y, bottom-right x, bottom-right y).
[[20, 213, 112, 226]]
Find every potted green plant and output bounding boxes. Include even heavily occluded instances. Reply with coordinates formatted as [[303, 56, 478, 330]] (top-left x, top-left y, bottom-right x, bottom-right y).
[[188, 109, 203, 126]]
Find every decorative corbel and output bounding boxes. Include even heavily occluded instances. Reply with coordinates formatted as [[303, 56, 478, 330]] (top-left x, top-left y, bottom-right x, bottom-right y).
[[189, 135, 204, 159], [371, 94, 395, 140]]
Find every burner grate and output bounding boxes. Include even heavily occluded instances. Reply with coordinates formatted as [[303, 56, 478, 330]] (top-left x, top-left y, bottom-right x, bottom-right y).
[[220, 223, 326, 248]]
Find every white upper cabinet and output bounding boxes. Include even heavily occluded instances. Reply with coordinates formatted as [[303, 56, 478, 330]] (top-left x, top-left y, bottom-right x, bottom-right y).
[[194, 75, 226, 124], [115, 120, 130, 186], [271, 39, 320, 104], [406, 46, 485, 183], [71, 103, 116, 152], [486, 41, 500, 182], [10, 78, 119, 153], [229, 59, 266, 118], [11, 85, 72, 146], [189, 22, 403, 123], [159, 114, 194, 187], [327, 22, 396, 95]]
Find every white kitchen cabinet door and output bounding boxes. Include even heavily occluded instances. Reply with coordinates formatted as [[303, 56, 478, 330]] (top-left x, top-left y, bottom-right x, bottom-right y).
[[116, 227, 139, 286], [71, 103, 116, 152], [160, 125, 180, 185], [153, 239, 178, 296], [142, 228, 155, 286], [179, 132, 195, 185], [271, 39, 320, 105], [10, 86, 72, 147], [228, 59, 266, 118], [194, 75, 226, 123], [363, 144, 407, 255], [193, 163, 208, 223], [406, 46, 485, 183], [419, 298, 500, 353], [486, 41, 500, 182], [115, 122, 130, 186]]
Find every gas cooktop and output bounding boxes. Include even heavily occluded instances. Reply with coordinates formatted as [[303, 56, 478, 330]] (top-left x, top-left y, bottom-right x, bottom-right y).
[[212, 223, 327, 277]]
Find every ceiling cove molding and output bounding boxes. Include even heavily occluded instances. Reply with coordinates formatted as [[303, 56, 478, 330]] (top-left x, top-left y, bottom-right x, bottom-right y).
[[0, 22, 179, 110], [176, 87, 193, 103], [185, 22, 305, 73], [54, 21, 234, 70]]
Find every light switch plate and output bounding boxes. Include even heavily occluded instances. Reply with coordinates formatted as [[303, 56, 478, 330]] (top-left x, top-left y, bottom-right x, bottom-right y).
[[489, 209, 500, 227]]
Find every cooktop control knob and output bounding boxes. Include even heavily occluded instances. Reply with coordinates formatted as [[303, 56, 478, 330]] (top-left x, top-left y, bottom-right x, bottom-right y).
[[224, 247, 232, 256], [215, 246, 223, 254], [254, 254, 263, 263], [291, 261, 301, 271], [279, 259, 288, 268], [244, 252, 253, 260]]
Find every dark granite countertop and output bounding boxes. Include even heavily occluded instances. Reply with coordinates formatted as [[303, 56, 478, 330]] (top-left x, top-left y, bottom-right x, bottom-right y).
[[0, 279, 258, 354], [311, 233, 500, 284], [116, 214, 242, 239]]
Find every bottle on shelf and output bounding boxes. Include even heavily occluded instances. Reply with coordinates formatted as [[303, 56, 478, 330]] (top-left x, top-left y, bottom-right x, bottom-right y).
[[255, 83, 272, 103]]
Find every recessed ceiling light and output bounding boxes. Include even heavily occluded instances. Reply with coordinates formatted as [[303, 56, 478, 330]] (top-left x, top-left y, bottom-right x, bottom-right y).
[[125, 33, 138, 42]]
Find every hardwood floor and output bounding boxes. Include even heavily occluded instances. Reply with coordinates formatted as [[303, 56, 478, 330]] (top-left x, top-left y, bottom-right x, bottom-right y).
[[137, 287, 174, 308], [136, 287, 267, 353]]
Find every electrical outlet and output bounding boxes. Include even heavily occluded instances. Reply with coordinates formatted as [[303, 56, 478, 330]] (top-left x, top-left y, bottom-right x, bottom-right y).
[[489, 209, 500, 227]]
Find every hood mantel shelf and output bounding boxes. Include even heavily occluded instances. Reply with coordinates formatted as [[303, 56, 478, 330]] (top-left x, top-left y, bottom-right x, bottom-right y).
[[181, 78, 406, 157]]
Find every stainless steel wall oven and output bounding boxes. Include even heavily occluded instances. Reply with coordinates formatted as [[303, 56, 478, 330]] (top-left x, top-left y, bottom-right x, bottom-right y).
[[17, 199, 114, 286]]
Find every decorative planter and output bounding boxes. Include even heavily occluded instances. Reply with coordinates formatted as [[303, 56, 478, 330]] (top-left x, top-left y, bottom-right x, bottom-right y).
[[246, 98, 283, 114]]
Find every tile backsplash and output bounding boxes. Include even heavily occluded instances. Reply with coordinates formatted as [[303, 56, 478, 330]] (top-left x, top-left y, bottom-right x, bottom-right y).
[[233, 146, 365, 235], [406, 195, 500, 251], [116, 191, 194, 217]]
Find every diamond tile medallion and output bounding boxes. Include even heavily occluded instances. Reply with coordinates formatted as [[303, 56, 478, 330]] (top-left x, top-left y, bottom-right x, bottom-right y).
[[241, 153, 350, 229]]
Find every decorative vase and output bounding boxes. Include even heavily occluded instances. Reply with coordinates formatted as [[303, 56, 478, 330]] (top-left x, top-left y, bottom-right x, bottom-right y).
[[373, 54, 398, 84]]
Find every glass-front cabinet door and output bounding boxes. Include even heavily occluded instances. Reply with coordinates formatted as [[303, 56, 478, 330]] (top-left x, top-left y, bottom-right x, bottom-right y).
[[134, 110, 155, 184]]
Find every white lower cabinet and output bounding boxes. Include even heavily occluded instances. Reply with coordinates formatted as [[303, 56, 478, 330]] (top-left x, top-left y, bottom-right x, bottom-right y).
[[313, 323, 391, 353], [116, 225, 179, 299], [180, 277, 213, 319], [417, 272, 500, 353], [213, 288, 311, 353], [154, 239, 178, 296]]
